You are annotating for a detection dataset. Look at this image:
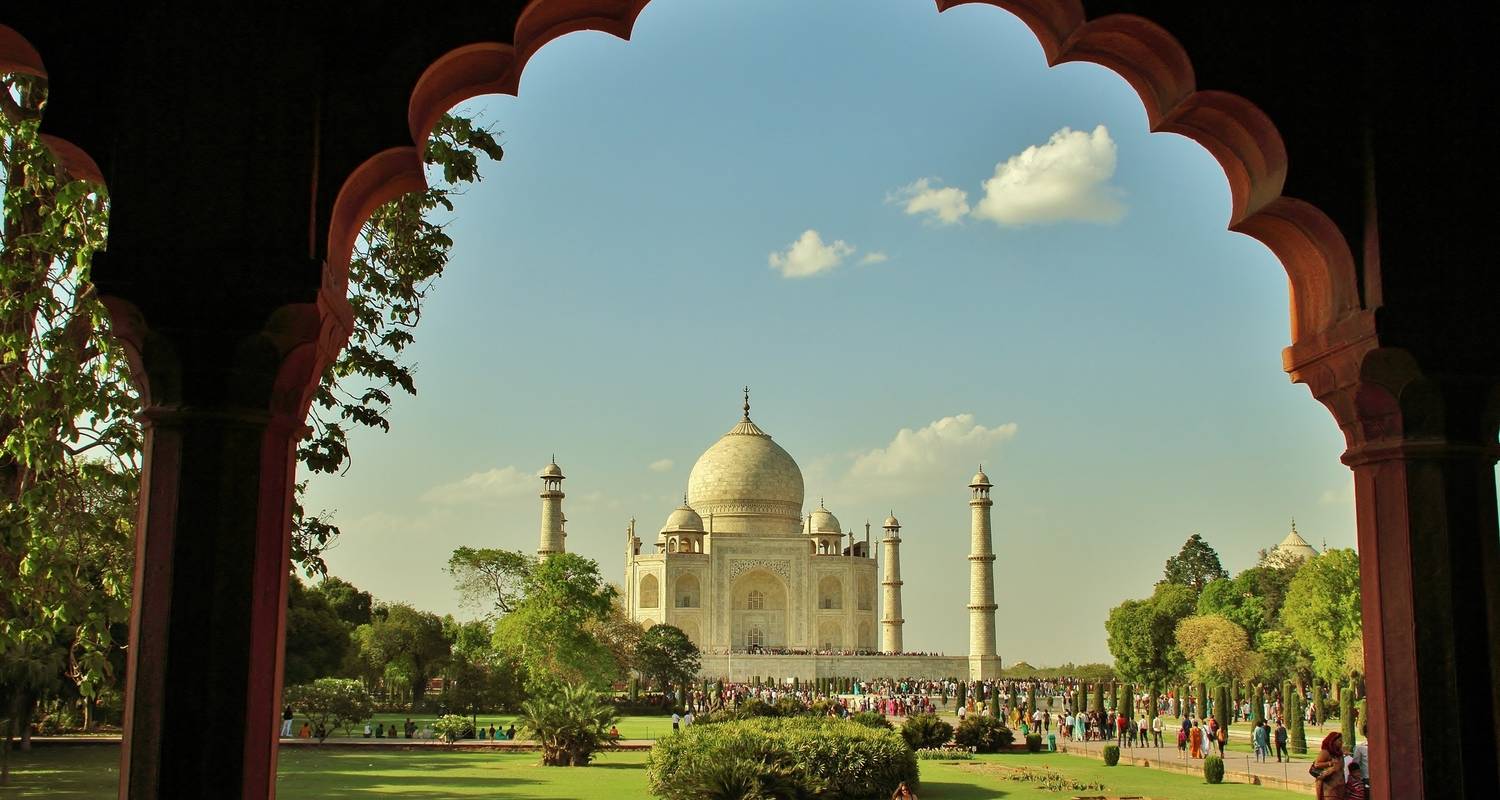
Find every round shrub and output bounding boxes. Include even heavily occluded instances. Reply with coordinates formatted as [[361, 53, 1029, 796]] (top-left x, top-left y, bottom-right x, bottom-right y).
[[1103, 744, 1121, 766], [1025, 733, 1043, 752], [773, 695, 806, 717], [649, 716, 918, 800], [851, 711, 893, 730], [1204, 754, 1225, 784], [954, 715, 1014, 753], [810, 698, 840, 717], [901, 713, 954, 750]]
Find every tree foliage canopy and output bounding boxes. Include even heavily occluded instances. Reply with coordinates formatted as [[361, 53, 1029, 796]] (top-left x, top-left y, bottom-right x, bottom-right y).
[[446, 547, 532, 615], [1104, 582, 1195, 685], [635, 624, 701, 699], [492, 553, 618, 692], [1175, 614, 1260, 685], [1162, 534, 1229, 591], [1281, 548, 1361, 682]]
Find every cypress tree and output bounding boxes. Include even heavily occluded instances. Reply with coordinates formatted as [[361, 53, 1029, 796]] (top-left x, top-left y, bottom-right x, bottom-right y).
[[1092, 682, 1104, 715], [1028, 681, 1038, 718], [991, 690, 1001, 718], [1197, 681, 1208, 718], [628, 675, 640, 703], [1250, 684, 1264, 725], [956, 681, 967, 710], [1290, 693, 1308, 754], [1311, 678, 1324, 726], [1340, 688, 1356, 746]]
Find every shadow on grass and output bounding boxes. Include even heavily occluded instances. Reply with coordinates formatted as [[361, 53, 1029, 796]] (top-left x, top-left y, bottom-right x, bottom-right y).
[[919, 780, 1014, 799]]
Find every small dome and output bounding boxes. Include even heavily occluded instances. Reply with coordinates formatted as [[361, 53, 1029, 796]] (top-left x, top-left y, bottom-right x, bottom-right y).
[[809, 502, 841, 535], [884, 514, 900, 529], [660, 503, 705, 535], [969, 466, 991, 487], [1273, 523, 1319, 563], [541, 459, 564, 478]]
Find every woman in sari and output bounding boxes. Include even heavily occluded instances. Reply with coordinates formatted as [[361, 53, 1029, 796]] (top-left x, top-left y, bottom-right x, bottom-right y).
[[1188, 717, 1203, 758], [1312, 731, 1348, 799]]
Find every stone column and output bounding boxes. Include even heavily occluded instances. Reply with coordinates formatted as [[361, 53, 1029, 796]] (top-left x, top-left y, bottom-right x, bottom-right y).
[[1293, 341, 1500, 800], [881, 515, 904, 653], [967, 470, 1001, 679], [101, 290, 348, 799]]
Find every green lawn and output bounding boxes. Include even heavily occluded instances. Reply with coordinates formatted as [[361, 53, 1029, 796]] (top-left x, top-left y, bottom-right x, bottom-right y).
[[0, 746, 1308, 799], [318, 713, 676, 741]]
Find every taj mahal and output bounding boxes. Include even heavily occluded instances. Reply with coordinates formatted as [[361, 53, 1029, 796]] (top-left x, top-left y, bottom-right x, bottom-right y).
[[533, 391, 1002, 681]]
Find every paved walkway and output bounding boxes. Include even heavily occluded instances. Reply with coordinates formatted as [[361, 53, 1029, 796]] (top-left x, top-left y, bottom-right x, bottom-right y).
[[1058, 737, 1316, 795]]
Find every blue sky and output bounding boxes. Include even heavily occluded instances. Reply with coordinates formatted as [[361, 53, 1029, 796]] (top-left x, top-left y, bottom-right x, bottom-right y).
[[305, 0, 1357, 664]]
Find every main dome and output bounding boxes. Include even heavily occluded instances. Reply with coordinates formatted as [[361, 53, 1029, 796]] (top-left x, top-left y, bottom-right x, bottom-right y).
[[686, 408, 804, 535]]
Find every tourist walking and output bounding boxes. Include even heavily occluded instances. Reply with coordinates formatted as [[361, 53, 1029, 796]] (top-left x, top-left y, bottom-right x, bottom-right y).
[[1312, 731, 1348, 799], [280, 705, 294, 738], [1188, 717, 1203, 758], [1151, 711, 1163, 748], [1253, 719, 1270, 762], [1274, 719, 1289, 762]]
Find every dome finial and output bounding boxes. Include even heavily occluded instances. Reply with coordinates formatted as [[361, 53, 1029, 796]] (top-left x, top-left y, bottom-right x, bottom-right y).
[[743, 385, 751, 420], [1290, 516, 1297, 531]]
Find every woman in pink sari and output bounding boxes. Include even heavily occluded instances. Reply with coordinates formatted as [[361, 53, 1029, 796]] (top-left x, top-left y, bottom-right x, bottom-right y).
[[1312, 731, 1347, 799]]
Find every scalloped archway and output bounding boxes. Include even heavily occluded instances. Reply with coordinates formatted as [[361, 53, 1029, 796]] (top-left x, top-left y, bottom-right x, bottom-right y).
[[1, 3, 1496, 799]]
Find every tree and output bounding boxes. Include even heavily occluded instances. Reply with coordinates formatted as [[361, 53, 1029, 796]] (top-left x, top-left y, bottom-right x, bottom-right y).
[[493, 553, 618, 693], [283, 575, 352, 685], [442, 617, 522, 724], [1196, 578, 1269, 645], [586, 596, 647, 682], [1289, 692, 1307, 754], [1105, 582, 1195, 685], [1254, 628, 1312, 688], [292, 113, 504, 575], [519, 683, 620, 766], [1162, 534, 1229, 592], [354, 603, 450, 709], [1281, 549, 1362, 684], [635, 625, 700, 704], [315, 576, 373, 628], [284, 678, 374, 742], [1175, 615, 1261, 687], [446, 547, 533, 615]]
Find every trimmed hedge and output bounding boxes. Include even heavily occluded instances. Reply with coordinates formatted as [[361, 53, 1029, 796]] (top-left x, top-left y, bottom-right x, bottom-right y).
[[954, 715, 1013, 753], [1025, 734, 1043, 752], [851, 711, 893, 730], [648, 716, 918, 800], [901, 713, 954, 750], [1103, 744, 1120, 766], [1204, 754, 1225, 784]]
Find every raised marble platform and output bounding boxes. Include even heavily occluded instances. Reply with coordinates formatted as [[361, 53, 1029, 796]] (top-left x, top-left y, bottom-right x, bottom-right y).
[[698, 653, 970, 682]]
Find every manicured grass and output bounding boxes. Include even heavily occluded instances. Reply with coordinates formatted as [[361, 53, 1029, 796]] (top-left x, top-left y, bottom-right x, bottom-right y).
[[0, 745, 1308, 798], [317, 713, 676, 741]]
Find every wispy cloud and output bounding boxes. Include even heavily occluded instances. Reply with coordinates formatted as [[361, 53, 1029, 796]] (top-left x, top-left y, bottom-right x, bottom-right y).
[[648, 458, 675, 473], [849, 414, 1018, 479], [890, 178, 970, 226], [420, 466, 534, 505], [971, 125, 1125, 226], [768, 229, 857, 278]]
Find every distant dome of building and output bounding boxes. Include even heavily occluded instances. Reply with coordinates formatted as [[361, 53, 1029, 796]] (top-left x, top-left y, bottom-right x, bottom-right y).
[[809, 502, 841, 535], [660, 503, 704, 534], [1272, 521, 1320, 563], [540, 458, 564, 478], [685, 394, 804, 534], [884, 514, 900, 529], [970, 466, 991, 487]]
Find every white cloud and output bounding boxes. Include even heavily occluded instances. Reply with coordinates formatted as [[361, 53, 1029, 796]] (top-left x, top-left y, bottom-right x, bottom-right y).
[[648, 458, 675, 473], [768, 229, 856, 278], [890, 178, 970, 225], [860, 251, 889, 265], [849, 414, 1018, 480], [971, 125, 1126, 226], [420, 466, 534, 504]]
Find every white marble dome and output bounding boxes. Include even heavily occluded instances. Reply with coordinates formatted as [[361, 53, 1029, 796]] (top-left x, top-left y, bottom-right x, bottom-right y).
[[810, 503, 841, 535], [660, 503, 705, 534], [686, 412, 804, 534]]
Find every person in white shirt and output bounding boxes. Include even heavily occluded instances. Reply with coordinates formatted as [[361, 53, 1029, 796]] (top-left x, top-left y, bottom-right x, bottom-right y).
[[1151, 713, 1163, 748], [671, 711, 681, 732]]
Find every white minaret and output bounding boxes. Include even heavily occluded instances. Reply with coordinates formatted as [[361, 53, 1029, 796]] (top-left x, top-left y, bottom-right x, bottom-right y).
[[881, 512, 905, 653], [967, 466, 1001, 679], [537, 457, 566, 559]]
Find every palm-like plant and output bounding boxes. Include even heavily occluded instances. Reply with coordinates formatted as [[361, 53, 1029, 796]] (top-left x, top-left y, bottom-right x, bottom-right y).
[[518, 683, 620, 766]]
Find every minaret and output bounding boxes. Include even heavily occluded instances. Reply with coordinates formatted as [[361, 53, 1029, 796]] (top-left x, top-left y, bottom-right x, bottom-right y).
[[967, 466, 1001, 679], [881, 512, 904, 653], [537, 456, 566, 559]]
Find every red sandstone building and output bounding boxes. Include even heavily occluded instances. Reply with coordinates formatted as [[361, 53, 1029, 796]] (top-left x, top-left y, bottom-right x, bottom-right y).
[[1, 3, 1495, 799]]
